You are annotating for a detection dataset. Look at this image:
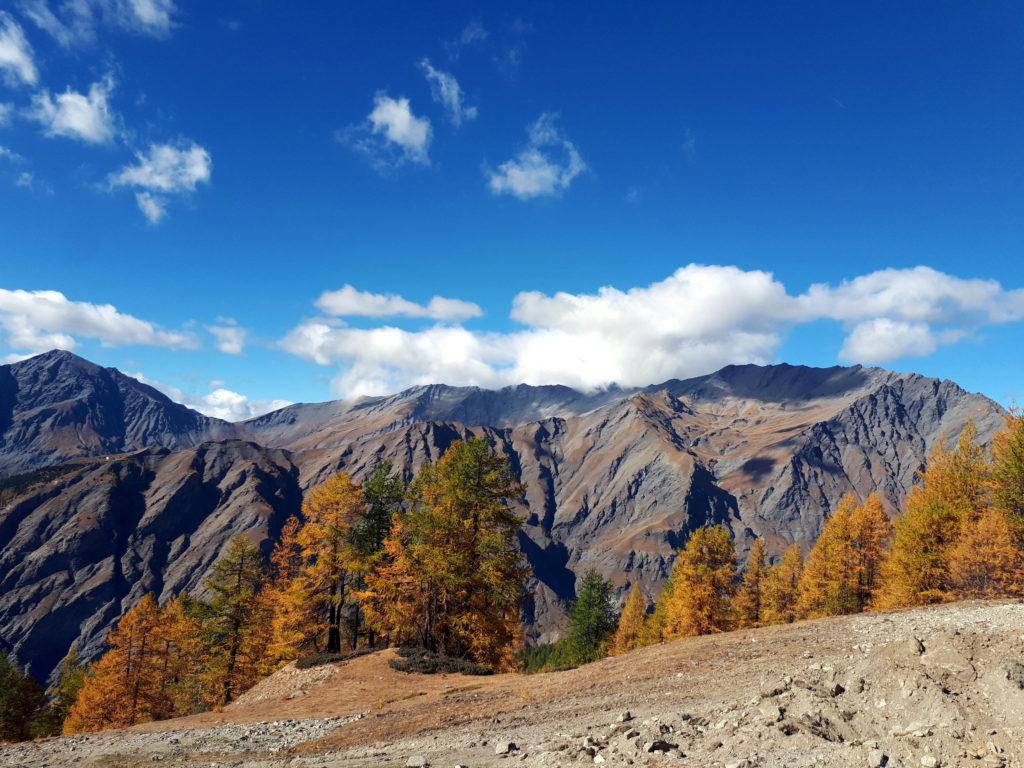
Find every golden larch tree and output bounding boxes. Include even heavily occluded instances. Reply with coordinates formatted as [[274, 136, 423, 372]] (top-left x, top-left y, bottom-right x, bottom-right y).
[[608, 583, 648, 655], [64, 595, 167, 733], [874, 426, 988, 609], [761, 544, 803, 625], [360, 439, 528, 670], [298, 473, 365, 654], [948, 507, 1024, 598], [733, 538, 767, 629], [990, 410, 1024, 546], [660, 525, 736, 639], [848, 493, 892, 609], [796, 495, 859, 619]]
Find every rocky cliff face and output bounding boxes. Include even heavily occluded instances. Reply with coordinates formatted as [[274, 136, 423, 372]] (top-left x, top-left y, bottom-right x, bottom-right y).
[[0, 351, 237, 478], [0, 352, 1007, 679], [0, 440, 300, 679]]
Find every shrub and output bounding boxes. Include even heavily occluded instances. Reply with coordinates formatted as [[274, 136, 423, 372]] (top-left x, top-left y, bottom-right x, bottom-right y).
[[294, 648, 375, 670], [388, 647, 492, 676]]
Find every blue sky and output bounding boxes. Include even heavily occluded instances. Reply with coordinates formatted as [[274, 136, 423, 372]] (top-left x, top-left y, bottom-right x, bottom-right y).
[[1, 1, 1023, 418]]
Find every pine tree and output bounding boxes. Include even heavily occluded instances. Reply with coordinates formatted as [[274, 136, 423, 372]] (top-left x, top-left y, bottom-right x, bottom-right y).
[[797, 495, 859, 618], [875, 426, 988, 609], [609, 583, 647, 655], [31, 651, 88, 736], [64, 594, 167, 733], [661, 525, 736, 639], [357, 462, 405, 556], [948, 507, 1024, 598], [556, 570, 618, 665], [990, 411, 1024, 545], [349, 464, 405, 647], [733, 539, 767, 628], [761, 545, 803, 625], [0, 652, 48, 742], [199, 537, 267, 705]]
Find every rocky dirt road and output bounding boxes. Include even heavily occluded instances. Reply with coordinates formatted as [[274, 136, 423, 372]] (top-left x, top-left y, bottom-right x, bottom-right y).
[[3, 600, 1022, 768]]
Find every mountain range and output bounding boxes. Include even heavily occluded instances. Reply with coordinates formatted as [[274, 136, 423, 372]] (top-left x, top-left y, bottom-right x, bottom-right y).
[[0, 349, 1006, 680]]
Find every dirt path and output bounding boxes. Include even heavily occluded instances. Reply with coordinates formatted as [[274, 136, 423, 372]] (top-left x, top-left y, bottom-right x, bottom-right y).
[[4, 600, 1023, 768]]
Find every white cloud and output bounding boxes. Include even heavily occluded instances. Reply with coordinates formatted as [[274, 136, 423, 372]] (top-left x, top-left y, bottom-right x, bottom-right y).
[[134, 191, 164, 223], [206, 320, 246, 355], [0, 102, 14, 125], [22, 0, 176, 46], [445, 20, 487, 58], [0, 288, 196, 357], [419, 59, 477, 126], [130, 372, 291, 421], [109, 141, 212, 222], [29, 76, 118, 144], [0, 12, 38, 86], [341, 93, 431, 168], [315, 285, 482, 322], [487, 113, 586, 200], [0, 145, 24, 162], [187, 388, 290, 422], [279, 265, 1024, 398], [838, 319, 940, 363]]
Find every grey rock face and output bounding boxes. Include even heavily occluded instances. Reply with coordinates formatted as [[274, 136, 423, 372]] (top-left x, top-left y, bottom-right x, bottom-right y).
[[0, 350, 237, 478], [0, 439, 300, 680], [0, 352, 1007, 680]]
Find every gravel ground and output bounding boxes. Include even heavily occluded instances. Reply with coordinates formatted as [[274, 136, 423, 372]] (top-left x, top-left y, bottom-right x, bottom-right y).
[[3, 601, 1022, 768]]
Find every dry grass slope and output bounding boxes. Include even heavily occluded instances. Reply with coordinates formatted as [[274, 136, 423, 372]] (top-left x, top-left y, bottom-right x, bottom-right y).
[[2, 599, 1022, 767]]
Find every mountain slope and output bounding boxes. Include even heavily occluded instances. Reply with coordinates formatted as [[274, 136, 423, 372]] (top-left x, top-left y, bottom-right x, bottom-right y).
[[0, 440, 300, 678], [0, 351, 1007, 678], [0, 350, 237, 478]]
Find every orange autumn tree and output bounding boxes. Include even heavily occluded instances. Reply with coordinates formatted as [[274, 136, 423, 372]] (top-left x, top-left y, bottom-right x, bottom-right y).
[[796, 495, 859, 618], [875, 425, 988, 608], [798, 493, 892, 618], [263, 516, 307, 665], [948, 507, 1024, 597], [733, 539, 768, 628], [990, 410, 1024, 546], [64, 595, 171, 733], [361, 439, 529, 670], [849, 493, 892, 609], [761, 544, 804, 625], [658, 524, 736, 640], [297, 473, 366, 654], [608, 583, 648, 655]]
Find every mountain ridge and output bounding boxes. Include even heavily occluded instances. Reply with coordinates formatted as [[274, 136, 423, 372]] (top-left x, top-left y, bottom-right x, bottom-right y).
[[0, 349, 1007, 681]]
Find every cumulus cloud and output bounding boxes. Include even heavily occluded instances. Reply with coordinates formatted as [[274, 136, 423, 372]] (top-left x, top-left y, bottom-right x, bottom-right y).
[[419, 59, 477, 126], [0, 102, 15, 126], [0, 288, 196, 357], [22, 0, 176, 46], [29, 76, 118, 144], [130, 372, 291, 421], [340, 93, 431, 168], [279, 265, 1024, 398], [0, 12, 38, 86], [315, 285, 482, 322], [487, 113, 586, 200], [206, 319, 246, 355], [108, 141, 212, 222]]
